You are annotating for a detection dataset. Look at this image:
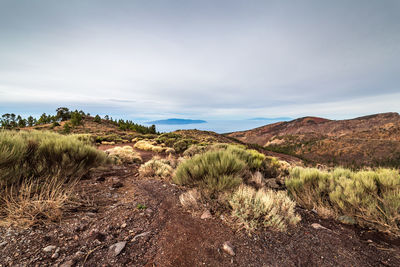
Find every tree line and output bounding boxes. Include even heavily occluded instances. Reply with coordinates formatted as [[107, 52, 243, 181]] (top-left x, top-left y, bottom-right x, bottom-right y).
[[0, 107, 156, 134]]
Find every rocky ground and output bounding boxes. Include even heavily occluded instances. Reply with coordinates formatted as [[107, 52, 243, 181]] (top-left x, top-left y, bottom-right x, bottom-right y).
[[1, 148, 399, 267]]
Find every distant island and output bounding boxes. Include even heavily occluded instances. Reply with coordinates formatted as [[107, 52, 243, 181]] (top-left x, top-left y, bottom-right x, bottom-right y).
[[147, 118, 207, 125]]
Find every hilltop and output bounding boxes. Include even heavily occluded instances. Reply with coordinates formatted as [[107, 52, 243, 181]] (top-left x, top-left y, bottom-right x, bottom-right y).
[[228, 112, 400, 167]]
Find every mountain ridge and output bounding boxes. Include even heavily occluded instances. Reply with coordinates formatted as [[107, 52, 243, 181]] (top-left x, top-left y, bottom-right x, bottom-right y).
[[228, 112, 400, 167]]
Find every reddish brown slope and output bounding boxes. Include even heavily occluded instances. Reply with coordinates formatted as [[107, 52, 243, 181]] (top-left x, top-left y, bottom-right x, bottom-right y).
[[228, 112, 400, 167]]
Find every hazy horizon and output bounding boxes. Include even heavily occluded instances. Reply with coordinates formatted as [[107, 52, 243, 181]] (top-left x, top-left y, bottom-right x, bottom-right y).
[[1, 0, 399, 124]]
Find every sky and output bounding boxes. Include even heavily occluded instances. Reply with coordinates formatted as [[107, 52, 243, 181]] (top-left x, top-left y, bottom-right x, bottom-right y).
[[0, 0, 399, 122]]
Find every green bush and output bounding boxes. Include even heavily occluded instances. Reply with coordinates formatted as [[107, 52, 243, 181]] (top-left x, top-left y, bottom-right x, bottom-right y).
[[50, 121, 60, 129], [208, 144, 280, 177], [226, 145, 266, 171], [93, 115, 102, 123], [182, 144, 208, 157], [70, 111, 83, 126], [230, 185, 301, 231], [0, 130, 107, 187], [173, 150, 245, 193], [173, 138, 197, 153], [286, 167, 400, 236], [63, 122, 71, 133]]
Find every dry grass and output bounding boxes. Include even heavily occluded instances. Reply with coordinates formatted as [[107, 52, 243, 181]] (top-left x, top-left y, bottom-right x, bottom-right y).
[[0, 176, 77, 227], [105, 146, 142, 164], [286, 167, 400, 236], [139, 156, 174, 180], [0, 130, 107, 187], [173, 150, 245, 194], [229, 185, 301, 231], [0, 130, 107, 227], [179, 189, 202, 209], [134, 140, 166, 153]]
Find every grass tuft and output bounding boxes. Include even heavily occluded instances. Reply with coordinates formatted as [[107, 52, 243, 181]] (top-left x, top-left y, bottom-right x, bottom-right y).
[[286, 167, 400, 236], [230, 185, 301, 231], [173, 150, 245, 193]]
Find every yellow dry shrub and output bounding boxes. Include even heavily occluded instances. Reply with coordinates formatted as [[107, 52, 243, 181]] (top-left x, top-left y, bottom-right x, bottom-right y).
[[1, 176, 76, 227], [134, 140, 166, 153], [139, 156, 174, 180], [286, 167, 400, 236], [230, 185, 301, 231], [106, 146, 142, 164], [101, 141, 115, 145], [179, 188, 202, 209]]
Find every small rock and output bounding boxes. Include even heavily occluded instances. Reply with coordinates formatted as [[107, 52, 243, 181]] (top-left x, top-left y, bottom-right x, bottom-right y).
[[132, 231, 151, 242], [311, 223, 329, 230], [51, 252, 59, 259], [109, 241, 127, 256], [43, 245, 57, 252], [121, 223, 127, 228], [0, 241, 7, 247], [146, 208, 153, 214], [201, 210, 212, 219], [222, 241, 235, 256]]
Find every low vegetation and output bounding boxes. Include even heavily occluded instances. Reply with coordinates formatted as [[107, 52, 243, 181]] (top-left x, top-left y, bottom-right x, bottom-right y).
[[0, 130, 107, 226], [139, 157, 174, 180], [0, 130, 106, 186], [286, 167, 400, 236], [230, 185, 301, 231], [134, 140, 165, 153], [173, 149, 245, 194], [106, 146, 142, 164]]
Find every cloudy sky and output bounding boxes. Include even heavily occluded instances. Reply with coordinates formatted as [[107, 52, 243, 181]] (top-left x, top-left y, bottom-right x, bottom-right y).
[[0, 0, 399, 121]]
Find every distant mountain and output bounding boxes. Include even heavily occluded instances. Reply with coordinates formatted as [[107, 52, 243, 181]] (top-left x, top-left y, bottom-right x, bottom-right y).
[[228, 112, 400, 168], [248, 117, 292, 121], [147, 118, 207, 125]]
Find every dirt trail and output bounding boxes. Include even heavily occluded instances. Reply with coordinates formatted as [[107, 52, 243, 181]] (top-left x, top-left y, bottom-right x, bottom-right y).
[[0, 149, 399, 266]]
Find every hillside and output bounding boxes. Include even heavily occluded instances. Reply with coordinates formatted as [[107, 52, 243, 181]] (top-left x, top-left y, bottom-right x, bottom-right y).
[[1, 145, 399, 266], [228, 112, 400, 167]]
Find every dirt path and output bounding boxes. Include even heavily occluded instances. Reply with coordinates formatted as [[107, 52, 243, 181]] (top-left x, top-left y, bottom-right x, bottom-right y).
[[0, 149, 399, 266]]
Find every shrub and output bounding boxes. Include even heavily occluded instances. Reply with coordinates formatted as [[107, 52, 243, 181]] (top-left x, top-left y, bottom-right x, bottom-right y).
[[0, 130, 107, 226], [179, 189, 202, 209], [286, 167, 400, 236], [0, 130, 107, 187], [63, 122, 71, 133], [106, 146, 142, 164], [70, 111, 82, 126], [50, 121, 60, 129], [165, 147, 175, 154], [173, 150, 245, 193], [139, 157, 173, 179], [173, 139, 197, 153], [230, 185, 301, 231], [182, 144, 208, 157], [285, 167, 332, 211], [134, 140, 165, 153], [1, 175, 76, 227], [226, 145, 266, 171], [93, 115, 102, 123], [156, 133, 182, 146]]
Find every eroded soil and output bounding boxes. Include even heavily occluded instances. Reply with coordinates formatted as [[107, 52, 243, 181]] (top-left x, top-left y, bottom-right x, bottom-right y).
[[1, 148, 399, 267]]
